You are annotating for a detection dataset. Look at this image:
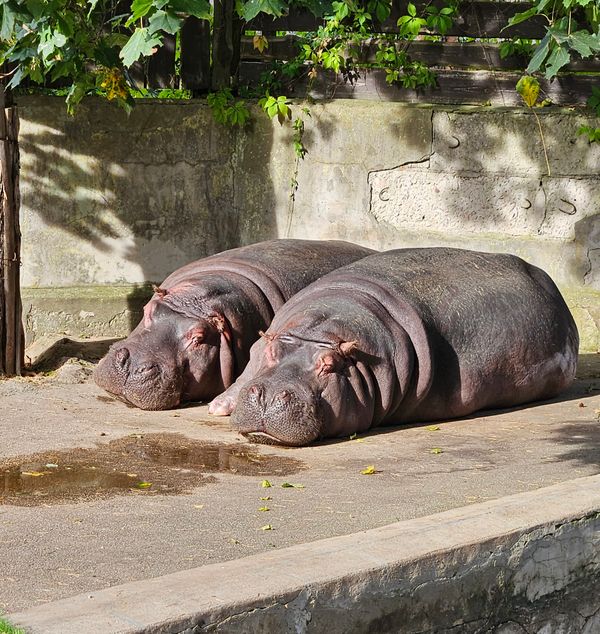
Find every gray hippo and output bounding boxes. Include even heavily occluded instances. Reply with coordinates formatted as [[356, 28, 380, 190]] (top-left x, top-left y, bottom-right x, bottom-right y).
[[209, 248, 579, 445], [94, 240, 375, 410]]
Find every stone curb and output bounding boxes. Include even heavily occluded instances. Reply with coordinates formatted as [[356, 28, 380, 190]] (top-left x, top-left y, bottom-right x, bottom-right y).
[[11, 475, 600, 634]]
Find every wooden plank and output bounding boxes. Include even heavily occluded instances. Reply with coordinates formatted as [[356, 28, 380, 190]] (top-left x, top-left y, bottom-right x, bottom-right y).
[[246, 1, 547, 38], [240, 62, 597, 106], [147, 34, 177, 89], [240, 36, 600, 72], [181, 17, 211, 92]]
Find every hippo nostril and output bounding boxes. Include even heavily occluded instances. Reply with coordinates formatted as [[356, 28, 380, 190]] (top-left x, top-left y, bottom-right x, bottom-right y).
[[277, 390, 291, 402], [135, 364, 158, 376], [247, 384, 266, 408], [115, 348, 130, 368]]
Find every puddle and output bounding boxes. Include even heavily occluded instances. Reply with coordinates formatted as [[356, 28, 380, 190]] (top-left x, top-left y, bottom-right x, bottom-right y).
[[0, 433, 303, 506]]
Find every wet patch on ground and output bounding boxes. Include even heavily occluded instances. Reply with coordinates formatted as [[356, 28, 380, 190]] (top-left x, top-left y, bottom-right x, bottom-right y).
[[0, 433, 304, 506]]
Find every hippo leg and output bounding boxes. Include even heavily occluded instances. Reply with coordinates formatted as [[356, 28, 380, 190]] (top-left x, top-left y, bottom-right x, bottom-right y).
[[208, 337, 267, 416]]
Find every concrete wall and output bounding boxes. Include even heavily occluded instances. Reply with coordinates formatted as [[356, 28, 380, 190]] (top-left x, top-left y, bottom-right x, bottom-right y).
[[18, 96, 600, 350]]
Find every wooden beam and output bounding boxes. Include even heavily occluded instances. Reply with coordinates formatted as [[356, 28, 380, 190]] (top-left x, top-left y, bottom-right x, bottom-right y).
[[240, 37, 600, 73], [246, 1, 547, 39], [240, 62, 598, 106]]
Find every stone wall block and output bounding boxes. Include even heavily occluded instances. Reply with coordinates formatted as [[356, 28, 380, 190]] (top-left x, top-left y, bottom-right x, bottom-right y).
[[303, 101, 432, 169], [368, 166, 545, 237], [432, 110, 600, 177]]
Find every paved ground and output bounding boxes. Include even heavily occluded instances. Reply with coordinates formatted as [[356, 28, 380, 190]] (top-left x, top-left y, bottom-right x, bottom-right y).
[[1, 349, 599, 614]]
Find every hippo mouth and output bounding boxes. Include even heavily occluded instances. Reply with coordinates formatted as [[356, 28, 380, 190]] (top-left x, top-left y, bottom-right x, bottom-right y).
[[241, 431, 287, 445], [232, 402, 323, 446]]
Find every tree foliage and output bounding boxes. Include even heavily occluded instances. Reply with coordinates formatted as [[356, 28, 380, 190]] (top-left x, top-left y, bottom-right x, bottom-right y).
[[1, 0, 600, 124]]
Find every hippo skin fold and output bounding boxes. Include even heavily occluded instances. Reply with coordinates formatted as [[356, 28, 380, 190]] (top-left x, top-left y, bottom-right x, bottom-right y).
[[94, 239, 375, 410], [209, 248, 579, 446]]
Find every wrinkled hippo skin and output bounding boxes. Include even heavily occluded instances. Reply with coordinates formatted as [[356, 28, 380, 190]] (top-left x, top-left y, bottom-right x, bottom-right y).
[[210, 248, 579, 446], [94, 239, 375, 410]]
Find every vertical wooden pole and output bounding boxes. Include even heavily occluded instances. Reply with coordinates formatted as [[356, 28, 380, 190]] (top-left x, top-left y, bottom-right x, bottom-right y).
[[147, 33, 177, 89], [181, 17, 211, 94], [0, 85, 23, 376], [212, 0, 238, 90]]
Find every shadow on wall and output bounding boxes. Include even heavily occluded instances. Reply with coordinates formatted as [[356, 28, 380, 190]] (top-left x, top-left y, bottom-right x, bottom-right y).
[[365, 107, 600, 293], [18, 96, 279, 331]]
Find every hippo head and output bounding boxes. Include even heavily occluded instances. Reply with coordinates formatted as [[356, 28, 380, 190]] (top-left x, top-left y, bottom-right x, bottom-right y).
[[230, 333, 374, 446], [94, 289, 234, 410]]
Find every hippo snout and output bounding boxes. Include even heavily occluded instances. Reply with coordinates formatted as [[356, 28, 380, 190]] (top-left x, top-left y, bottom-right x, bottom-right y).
[[231, 382, 323, 446]]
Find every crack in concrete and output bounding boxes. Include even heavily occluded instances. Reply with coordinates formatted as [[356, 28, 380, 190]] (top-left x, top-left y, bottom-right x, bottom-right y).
[[583, 247, 600, 285]]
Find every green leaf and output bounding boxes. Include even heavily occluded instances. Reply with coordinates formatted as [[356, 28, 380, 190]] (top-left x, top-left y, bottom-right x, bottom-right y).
[[25, 0, 45, 19], [6, 66, 24, 90], [120, 27, 162, 67], [1, 7, 16, 41], [261, 479, 272, 488], [375, 1, 390, 22], [149, 9, 183, 34], [506, 7, 537, 28], [526, 31, 552, 73], [242, 0, 286, 20], [169, 0, 211, 19], [129, 0, 154, 23], [38, 29, 68, 61], [407, 2, 416, 17], [544, 45, 570, 78], [568, 30, 600, 58]]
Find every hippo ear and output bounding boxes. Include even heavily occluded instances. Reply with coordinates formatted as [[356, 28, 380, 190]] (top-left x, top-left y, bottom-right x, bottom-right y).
[[210, 314, 232, 344], [338, 341, 359, 357], [316, 352, 340, 376]]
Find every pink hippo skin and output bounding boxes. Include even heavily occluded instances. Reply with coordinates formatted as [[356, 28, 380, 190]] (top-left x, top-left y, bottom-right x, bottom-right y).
[[209, 247, 579, 446], [94, 240, 375, 410]]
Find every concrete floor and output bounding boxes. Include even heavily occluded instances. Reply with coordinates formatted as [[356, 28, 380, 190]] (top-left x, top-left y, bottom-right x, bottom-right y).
[[1, 353, 599, 614]]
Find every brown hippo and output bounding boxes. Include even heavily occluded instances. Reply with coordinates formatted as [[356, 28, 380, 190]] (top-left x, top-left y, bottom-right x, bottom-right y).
[[94, 240, 375, 410], [209, 247, 579, 445]]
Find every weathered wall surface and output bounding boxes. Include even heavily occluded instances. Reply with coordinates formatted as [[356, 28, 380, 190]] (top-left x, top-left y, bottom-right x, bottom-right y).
[[18, 96, 600, 350]]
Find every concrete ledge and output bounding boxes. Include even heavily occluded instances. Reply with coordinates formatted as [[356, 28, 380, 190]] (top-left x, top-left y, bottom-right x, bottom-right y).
[[19, 284, 600, 353], [21, 285, 153, 345], [11, 475, 600, 634]]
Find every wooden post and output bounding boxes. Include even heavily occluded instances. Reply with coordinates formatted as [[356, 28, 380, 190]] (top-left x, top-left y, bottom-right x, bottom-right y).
[[181, 17, 211, 93], [0, 85, 23, 376], [212, 0, 239, 90], [147, 33, 177, 89]]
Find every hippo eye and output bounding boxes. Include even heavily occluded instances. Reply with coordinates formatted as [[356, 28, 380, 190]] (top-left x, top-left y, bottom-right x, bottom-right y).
[[278, 335, 295, 344]]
